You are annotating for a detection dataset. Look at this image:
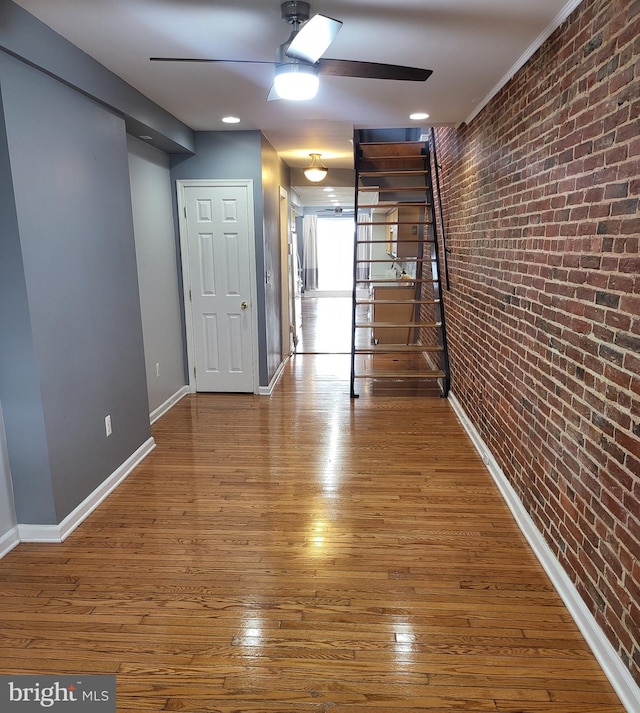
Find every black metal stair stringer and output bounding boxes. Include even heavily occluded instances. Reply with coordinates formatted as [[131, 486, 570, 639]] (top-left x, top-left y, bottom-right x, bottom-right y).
[[350, 129, 451, 397]]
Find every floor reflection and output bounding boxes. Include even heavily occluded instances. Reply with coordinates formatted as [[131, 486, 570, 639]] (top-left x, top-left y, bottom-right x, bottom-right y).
[[296, 295, 357, 354], [291, 295, 355, 395], [294, 295, 442, 397]]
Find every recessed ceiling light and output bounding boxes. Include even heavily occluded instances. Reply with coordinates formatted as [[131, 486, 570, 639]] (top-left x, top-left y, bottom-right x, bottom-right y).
[[139, 135, 154, 141], [222, 116, 241, 124], [409, 112, 429, 121], [323, 187, 334, 192]]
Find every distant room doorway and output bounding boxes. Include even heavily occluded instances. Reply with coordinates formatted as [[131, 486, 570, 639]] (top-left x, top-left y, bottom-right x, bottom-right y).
[[316, 218, 354, 293], [297, 217, 355, 354]]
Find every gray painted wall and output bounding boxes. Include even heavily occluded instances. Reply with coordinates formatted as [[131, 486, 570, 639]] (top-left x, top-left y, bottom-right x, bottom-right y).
[[0, 1, 194, 154], [0, 74, 57, 524], [0, 0, 290, 532], [261, 135, 289, 380], [128, 136, 186, 414], [0, 402, 17, 540], [0, 53, 151, 524]]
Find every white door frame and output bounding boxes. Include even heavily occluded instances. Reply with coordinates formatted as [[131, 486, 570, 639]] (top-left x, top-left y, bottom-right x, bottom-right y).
[[279, 186, 292, 358], [177, 179, 260, 394]]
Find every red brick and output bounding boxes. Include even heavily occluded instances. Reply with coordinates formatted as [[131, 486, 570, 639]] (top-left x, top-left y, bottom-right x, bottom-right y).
[[433, 0, 640, 685]]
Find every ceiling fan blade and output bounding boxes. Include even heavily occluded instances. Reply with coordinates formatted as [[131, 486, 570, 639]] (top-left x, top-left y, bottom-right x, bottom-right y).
[[150, 57, 274, 65], [286, 14, 343, 64], [318, 59, 432, 81]]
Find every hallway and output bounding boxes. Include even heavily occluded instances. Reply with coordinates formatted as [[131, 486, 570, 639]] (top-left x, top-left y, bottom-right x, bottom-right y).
[[296, 296, 353, 354], [0, 351, 625, 710]]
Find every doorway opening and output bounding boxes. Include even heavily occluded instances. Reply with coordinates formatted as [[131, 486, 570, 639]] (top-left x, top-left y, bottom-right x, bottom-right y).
[[297, 217, 355, 354], [316, 218, 354, 293]]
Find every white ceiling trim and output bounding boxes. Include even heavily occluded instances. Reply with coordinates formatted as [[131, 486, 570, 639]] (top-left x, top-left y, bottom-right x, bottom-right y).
[[463, 0, 585, 125]]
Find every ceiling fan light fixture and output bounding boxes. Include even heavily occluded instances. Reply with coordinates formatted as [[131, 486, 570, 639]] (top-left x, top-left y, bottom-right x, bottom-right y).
[[304, 153, 328, 182], [274, 62, 319, 100]]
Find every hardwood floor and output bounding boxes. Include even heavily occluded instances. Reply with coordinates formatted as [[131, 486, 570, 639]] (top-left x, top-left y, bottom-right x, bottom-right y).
[[296, 295, 354, 354], [296, 294, 444, 396], [0, 301, 626, 711]]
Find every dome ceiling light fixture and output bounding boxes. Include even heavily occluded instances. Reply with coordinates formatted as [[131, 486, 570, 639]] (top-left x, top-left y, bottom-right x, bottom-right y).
[[273, 61, 319, 101], [303, 153, 329, 182]]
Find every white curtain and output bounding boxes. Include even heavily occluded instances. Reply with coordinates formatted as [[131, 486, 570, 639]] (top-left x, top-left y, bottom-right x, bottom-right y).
[[356, 214, 372, 282], [302, 215, 318, 291]]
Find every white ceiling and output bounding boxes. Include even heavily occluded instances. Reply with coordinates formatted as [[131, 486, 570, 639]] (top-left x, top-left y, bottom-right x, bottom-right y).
[[12, 0, 579, 205]]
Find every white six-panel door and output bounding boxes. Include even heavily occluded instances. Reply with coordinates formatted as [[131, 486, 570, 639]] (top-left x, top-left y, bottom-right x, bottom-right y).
[[181, 182, 256, 392]]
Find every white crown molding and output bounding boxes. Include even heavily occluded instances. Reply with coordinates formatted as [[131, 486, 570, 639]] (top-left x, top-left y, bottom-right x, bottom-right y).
[[448, 393, 640, 713], [464, 0, 585, 125], [18, 437, 155, 544]]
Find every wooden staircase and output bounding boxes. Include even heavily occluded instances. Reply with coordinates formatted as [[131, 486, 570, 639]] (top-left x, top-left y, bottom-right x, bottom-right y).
[[350, 130, 450, 398]]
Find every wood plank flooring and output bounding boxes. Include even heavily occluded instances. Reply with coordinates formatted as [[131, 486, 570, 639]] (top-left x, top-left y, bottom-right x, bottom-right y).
[[296, 295, 354, 354], [296, 295, 443, 396], [0, 300, 626, 712]]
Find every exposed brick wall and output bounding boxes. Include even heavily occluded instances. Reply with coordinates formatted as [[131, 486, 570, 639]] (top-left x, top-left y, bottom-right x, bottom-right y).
[[434, 0, 640, 684]]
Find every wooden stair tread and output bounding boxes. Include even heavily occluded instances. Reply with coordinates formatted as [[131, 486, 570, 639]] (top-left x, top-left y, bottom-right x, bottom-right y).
[[356, 222, 433, 227], [356, 278, 439, 284], [359, 186, 428, 192], [359, 161, 426, 169], [359, 170, 429, 177], [353, 370, 447, 379], [359, 156, 425, 161], [358, 202, 432, 208], [356, 299, 439, 305], [355, 239, 434, 245], [355, 345, 443, 353], [356, 257, 435, 263], [360, 142, 425, 152], [356, 321, 442, 328], [359, 141, 425, 145]]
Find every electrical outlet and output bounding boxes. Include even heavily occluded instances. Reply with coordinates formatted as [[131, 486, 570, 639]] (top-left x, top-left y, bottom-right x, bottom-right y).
[[105, 414, 112, 437], [155, 362, 160, 378]]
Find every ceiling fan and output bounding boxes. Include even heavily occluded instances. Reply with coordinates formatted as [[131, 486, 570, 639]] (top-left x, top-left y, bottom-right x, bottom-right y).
[[319, 207, 355, 215], [150, 1, 432, 101]]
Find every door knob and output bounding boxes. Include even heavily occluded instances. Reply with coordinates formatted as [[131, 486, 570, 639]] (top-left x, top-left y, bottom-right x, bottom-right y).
[[241, 301, 249, 310]]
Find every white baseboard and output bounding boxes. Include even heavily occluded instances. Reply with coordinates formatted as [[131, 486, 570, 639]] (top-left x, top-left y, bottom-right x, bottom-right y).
[[0, 525, 20, 558], [16, 523, 59, 543], [18, 437, 156, 544], [150, 386, 189, 424], [258, 357, 288, 396], [448, 393, 640, 713]]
